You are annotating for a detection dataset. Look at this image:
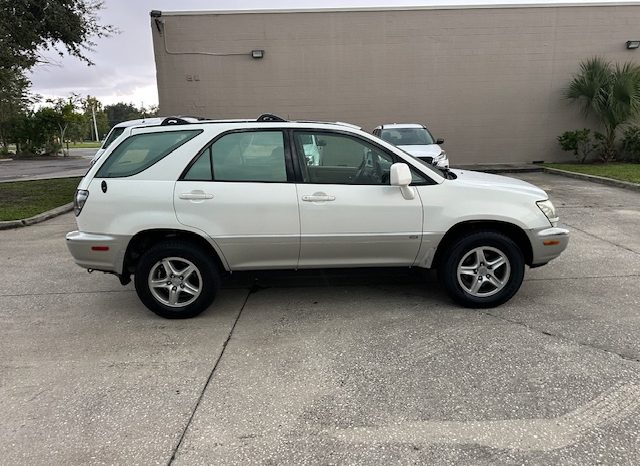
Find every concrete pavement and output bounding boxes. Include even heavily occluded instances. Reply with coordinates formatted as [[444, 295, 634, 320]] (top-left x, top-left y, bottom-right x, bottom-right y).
[[1, 172, 640, 465]]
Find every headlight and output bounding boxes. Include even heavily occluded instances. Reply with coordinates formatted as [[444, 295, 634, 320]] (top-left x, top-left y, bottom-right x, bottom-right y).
[[74, 189, 89, 216], [536, 199, 558, 224], [435, 150, 446, 159]]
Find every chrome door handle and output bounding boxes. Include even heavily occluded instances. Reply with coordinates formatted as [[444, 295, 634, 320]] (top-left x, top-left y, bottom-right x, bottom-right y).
[[179, 191, 214, 200], [302, 193, 336, 202]]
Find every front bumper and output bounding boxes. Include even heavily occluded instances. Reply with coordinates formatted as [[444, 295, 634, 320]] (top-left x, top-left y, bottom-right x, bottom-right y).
[[527, 226, 570, 266], [66, 231, 129, 274]]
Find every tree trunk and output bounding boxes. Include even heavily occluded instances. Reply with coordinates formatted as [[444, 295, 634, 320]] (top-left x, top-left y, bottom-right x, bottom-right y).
[[600, 126, 617, 163], [59, 124, 68, 156]]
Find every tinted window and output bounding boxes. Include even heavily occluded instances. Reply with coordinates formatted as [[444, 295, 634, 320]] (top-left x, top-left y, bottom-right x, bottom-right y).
[[101, 127, 125, 149], [294, 131, 394, 185], [183, 147, 212, 181], [380, 128, 434, 146], [188, 131, 287, 182], [96, 130, 201, 178]]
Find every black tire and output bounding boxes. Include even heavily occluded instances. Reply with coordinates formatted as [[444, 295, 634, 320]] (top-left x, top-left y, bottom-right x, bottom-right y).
[[440, 231, 525, 308], [134, 240, 220, 319]]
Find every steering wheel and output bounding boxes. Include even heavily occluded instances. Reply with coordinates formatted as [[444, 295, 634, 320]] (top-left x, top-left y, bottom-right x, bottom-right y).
[[353, 151, 383, 184], [352, 157, 368, 183]]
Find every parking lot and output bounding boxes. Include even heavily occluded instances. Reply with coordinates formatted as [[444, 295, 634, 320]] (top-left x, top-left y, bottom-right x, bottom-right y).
[[1, 172, 639, 465]]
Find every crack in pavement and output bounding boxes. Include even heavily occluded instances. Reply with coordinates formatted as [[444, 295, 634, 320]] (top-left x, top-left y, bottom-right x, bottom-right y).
[[166, 286, 254, 466], [562, 221, 640, 256], [480, 309, 640, 364]]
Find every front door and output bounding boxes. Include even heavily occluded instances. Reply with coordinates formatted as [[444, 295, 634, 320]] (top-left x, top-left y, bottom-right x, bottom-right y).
[[292, 130, 424, 267], [174, 129, 300, 270]]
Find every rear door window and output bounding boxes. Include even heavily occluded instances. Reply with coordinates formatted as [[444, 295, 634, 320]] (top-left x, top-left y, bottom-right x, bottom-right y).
[[96, 130, 201, 178], [183, 130, 287, 182]]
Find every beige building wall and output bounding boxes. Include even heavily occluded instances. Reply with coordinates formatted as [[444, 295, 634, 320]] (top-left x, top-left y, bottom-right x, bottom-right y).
[[151, 4, 640, 164]]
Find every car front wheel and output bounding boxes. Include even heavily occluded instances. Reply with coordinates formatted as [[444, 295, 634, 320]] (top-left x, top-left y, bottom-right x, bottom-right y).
[[134, 240, 220, 319], [441, 231, 525, 308]]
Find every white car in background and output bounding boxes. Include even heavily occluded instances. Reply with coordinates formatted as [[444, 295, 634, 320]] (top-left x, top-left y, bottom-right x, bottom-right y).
[[373, 123, 449, 168]]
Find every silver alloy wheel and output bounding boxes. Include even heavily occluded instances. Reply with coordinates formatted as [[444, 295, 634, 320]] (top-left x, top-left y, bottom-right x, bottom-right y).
[[148, 257, 202, 308], [457, 246, 511, 298]]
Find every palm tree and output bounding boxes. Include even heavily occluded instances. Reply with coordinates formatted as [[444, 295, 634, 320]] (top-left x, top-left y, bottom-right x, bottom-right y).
[[566, 57, 640, 162]]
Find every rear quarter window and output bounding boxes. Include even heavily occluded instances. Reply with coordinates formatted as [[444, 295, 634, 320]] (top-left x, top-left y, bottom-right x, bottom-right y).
[[101, 127, 125, 150], [96, 130, 202, 178]]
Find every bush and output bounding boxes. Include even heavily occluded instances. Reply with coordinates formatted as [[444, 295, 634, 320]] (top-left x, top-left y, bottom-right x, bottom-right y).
[[557, 129, 597, 163], [44, 141, 62, 156], [621, 126, 640, 162]]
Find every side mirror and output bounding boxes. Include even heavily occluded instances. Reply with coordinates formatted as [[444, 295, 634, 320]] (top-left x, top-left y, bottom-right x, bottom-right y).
[[390, 163, 415, 200], [390, 163, 411, 186], [436, 138, 445, 145]]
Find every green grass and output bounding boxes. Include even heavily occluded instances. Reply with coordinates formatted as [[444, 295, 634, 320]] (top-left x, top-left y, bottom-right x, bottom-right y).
[[0, 177, 82, 221], [544, 163, 640, 184], [67, 141, 102, 149]]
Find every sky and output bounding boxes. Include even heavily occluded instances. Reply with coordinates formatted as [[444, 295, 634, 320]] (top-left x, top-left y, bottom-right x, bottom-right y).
[[28, 0, 638, 108]]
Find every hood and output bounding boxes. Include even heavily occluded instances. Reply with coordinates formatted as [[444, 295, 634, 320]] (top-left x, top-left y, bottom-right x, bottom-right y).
[[449, 169, 548, 199], [397, 144, 442, 158]]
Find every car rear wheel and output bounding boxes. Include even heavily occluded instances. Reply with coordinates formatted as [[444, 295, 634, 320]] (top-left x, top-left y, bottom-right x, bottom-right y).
[[134, 240, 220, 319], [440, 231, 525, 308]]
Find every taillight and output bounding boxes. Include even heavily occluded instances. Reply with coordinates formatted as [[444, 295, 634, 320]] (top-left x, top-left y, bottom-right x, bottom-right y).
[[74, 189, 89, 216]]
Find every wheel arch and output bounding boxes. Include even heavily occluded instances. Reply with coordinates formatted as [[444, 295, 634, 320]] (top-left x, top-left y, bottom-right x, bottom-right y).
[[432, 220, 533, 268], [122, 228, 229, 279]]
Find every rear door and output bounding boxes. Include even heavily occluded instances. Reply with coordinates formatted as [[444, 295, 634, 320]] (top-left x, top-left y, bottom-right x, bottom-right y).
[[292, 130, 424, 267], [174, 129, 300, 270]]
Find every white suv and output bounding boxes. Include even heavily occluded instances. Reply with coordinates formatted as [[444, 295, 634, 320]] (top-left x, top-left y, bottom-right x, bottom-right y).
[[66, 114, 568, 319], [373, 123, 449, 168]]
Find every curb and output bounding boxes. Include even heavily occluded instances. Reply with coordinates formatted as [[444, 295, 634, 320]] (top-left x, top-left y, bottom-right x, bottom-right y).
[[457, 165, 640, 192], [542, 167, 640, 192], [0, 203, 74, 230]]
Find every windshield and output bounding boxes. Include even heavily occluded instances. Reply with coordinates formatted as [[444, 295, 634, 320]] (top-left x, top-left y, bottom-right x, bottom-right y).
[[101, 127, 126, 149], [379, 127, 435, 146]]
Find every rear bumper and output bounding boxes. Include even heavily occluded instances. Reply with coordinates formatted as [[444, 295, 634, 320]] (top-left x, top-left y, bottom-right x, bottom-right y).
[[527, 226, 570, 266], [65, 231, 130, 274]]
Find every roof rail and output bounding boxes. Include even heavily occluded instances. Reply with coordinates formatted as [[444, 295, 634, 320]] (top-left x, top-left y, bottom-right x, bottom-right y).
[[160, 117, 192, 126], [257, 113, 287, 122]]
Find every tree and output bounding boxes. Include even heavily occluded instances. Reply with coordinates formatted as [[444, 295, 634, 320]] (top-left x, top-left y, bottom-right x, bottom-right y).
[[48, 95, 84, 156], [0, 1, 114, 72], [104, 102, 142, 127], [566, 57, 640, 162], [0, 1, 113, 153], [0, 69, 33, 151]]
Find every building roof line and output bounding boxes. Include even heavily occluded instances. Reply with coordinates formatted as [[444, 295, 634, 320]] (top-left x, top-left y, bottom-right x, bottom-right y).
[[156, 2, 640, 16]]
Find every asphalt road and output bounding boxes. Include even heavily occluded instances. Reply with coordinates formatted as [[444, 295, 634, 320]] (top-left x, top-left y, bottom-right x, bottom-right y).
[[1, 172, 639, 465], [0, 149, 95, 182]]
